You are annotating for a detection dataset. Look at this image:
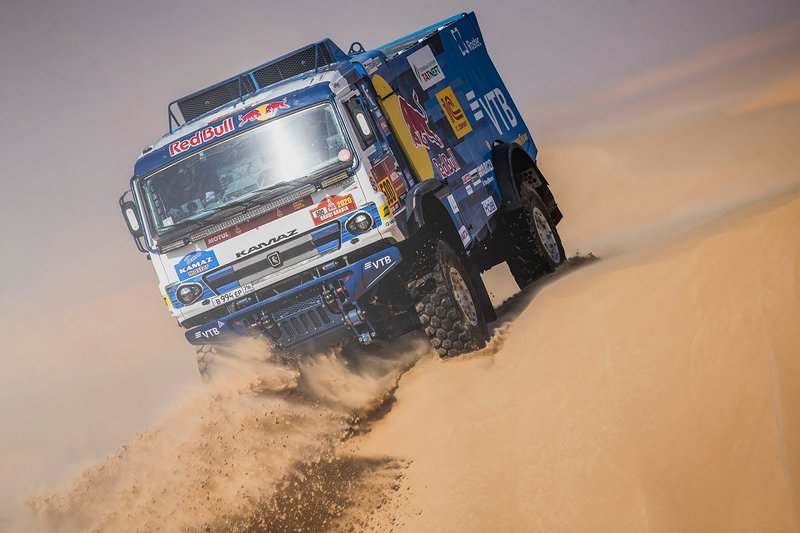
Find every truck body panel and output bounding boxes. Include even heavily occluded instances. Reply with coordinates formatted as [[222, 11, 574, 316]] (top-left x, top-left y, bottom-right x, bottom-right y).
[[120, 13, 560, 355]]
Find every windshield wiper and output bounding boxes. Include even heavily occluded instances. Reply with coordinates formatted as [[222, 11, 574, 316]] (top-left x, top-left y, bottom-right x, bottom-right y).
[[213, 181, 304, 217]]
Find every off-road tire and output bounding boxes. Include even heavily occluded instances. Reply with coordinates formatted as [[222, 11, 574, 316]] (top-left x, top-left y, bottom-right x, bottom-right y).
[[506, 177, 565, 288], [195, 344, 223, 382], [409, 240, 489, 358]]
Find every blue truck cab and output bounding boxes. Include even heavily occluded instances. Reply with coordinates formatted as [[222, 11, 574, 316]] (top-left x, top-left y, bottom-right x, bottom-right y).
[[120, 12, 564, 379]]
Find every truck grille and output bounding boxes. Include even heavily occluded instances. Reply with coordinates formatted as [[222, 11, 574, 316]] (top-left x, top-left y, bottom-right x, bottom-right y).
[[270, 293, 343, 344], [203, 222, 340, 293]]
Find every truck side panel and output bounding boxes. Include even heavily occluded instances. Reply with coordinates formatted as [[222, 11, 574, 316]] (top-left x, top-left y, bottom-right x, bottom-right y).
[[368, 12, 537, 248]]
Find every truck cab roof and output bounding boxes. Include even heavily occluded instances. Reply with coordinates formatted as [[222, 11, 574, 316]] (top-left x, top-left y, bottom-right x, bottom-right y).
[[134, 65, 355, 178]]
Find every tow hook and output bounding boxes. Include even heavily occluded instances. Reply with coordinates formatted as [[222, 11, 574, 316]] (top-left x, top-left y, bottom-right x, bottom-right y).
[[343, 306, 375, 345], [255, 311, 281, 340]]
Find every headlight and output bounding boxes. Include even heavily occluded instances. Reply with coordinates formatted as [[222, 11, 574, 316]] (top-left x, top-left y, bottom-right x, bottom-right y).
[[176, 283, 204, 305], [345, 212, 373, 235]]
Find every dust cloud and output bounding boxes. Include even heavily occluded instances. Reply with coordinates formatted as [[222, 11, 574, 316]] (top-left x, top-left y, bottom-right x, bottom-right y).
[[17, 337, 427, 532]]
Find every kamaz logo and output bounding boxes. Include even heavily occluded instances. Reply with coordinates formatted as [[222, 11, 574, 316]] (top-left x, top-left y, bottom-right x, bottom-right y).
[[178, 256, 214, 276], [235, 229, 298, 258], [175, 249, 218, 280]]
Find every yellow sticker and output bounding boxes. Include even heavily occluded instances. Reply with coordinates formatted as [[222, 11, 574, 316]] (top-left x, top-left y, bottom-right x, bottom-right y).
[[378, 203, 392, 221], [372, 74, 435, 181], [436, 86, 473, 139], [377, 177, 399, 208]]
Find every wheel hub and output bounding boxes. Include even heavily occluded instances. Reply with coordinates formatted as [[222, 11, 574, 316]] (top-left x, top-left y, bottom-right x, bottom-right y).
[[448, 266, 478, 327], [532, 207, 561, 263]]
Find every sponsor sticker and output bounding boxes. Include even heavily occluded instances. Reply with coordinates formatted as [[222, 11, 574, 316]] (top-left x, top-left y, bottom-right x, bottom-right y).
[[310, 194, 356, 226], [364, 254, 393, 272], [378, 203, 392, 221], [458, 225, 470, 247], [432, 148, 461, 179], [482, 197, 498, 217], [407, 45, 445, 90], [169, 118, 234, 157], [513, 132, 530, 146], [237, 98, 290, 127], [465, 88, 519, 135], [476, 159, 494, 178], [398, 92, 443, 150], [447, 194, 459, 214], [436, 86, 472, 139], [204, 196, 312, 247], [175, 250, 218, 281], [377, 178, 399, 209], [194, 326, 220, 340], [431, 148, 461, 179], [370, 155, 406, 213], [450, 27, 483, 56]]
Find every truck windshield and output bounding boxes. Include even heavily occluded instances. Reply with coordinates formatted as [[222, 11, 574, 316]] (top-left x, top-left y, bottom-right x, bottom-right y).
[[140, 103, 352, 239]]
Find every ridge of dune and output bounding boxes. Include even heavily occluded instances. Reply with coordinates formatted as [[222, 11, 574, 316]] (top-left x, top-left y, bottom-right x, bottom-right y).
[[345, 191, 800, 532]]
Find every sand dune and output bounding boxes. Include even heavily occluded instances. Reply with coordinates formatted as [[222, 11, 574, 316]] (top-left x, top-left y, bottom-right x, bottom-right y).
[[344, 190, 800, 531]]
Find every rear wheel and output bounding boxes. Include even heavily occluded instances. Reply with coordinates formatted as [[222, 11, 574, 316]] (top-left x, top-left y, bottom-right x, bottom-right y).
[[506, 178, 565, 288], [409, 239, 489, 358]]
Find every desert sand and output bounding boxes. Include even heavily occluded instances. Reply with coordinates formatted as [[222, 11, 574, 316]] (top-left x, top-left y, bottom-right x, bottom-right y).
[[6, 28, 800, 533], [345, 189, 800, 532]]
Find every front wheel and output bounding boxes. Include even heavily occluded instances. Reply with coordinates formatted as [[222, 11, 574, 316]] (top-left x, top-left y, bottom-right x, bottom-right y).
[[409, 239, 489, 358], [195, 344, 228, 382]]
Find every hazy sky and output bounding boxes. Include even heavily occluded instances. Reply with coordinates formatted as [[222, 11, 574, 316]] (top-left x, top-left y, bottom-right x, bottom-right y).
[[0, 0, 798, 304]]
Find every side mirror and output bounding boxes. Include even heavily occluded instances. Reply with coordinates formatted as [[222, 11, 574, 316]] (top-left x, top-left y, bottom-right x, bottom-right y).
[[119, 191, 149, 254], [121, 200, 143, 238]]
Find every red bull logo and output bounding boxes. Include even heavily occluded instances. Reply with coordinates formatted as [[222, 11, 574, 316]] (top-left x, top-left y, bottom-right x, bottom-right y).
[[398, 91, 444, 150], [169, 117, 234, 157], [238, 98, 290, 126]]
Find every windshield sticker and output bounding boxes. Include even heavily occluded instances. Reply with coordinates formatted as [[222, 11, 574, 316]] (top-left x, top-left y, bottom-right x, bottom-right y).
[[175, 250, 219, 281], [407, 45, 445, 90], [238, 98, 290, 127], [310, 194, 356, 226], [338, 149, 351, 162], [203, 196, 313, 247], [169, 118, 234, 157]]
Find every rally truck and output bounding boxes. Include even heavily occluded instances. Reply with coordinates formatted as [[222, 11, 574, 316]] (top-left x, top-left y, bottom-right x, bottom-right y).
[[119, 12, 565, 380]]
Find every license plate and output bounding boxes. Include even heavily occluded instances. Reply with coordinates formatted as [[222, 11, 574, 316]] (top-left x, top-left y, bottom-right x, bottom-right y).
[[210, 284, 254, 307]]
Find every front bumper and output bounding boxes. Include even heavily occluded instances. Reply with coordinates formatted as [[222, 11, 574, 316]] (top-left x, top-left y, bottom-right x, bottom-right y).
[[185, 246, 402, 348]]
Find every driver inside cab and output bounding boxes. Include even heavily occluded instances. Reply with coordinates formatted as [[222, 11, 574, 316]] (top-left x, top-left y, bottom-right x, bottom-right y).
[[165, 156, 222, 213]]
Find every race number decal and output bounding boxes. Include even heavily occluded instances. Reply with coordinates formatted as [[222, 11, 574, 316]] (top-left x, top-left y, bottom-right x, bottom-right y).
[[377, 178, 399, 209]]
